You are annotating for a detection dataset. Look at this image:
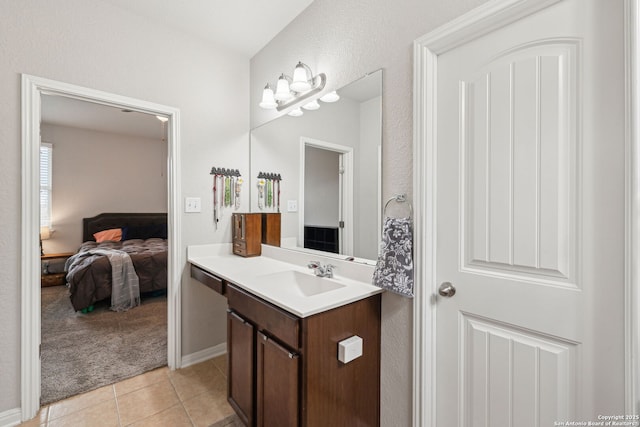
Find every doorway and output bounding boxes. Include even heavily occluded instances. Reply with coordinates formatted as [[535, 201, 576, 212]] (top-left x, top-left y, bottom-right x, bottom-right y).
[[21, 75, 182, 420], [39, 94, 169, 404], [299, 137, 354, 256]]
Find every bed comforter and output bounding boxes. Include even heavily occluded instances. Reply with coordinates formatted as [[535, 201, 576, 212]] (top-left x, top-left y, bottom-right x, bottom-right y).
[[65, 238, 167, 311]]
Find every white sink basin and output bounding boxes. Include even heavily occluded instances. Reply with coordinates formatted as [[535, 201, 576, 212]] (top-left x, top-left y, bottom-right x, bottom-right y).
[[258, 270, 346, 297]]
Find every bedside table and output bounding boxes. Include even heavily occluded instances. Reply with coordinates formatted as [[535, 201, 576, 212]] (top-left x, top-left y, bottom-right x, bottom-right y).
[[41, 252, 74, 287]]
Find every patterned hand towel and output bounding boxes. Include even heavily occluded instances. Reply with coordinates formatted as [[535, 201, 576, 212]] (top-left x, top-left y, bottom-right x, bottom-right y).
[[373, 216, 414, 297]]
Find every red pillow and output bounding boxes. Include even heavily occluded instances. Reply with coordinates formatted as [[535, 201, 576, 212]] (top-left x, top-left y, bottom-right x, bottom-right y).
[[93, 228, 122, 243]]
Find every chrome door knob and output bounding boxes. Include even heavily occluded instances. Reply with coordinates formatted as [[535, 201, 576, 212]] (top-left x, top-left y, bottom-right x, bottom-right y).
[[438, 282, 456, 298]]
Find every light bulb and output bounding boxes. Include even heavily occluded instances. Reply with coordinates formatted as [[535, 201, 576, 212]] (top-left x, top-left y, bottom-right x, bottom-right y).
[[274, 74, 292, 101], [288, 108, 303, 117], [302, 100, 320, 110], [319, 91, 340, 103], [290, 62, 311, 92], [259, 84, 277, 109]]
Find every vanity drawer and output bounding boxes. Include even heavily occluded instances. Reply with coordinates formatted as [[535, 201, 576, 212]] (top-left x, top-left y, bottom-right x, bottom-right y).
[[227, 284, 300, 350], [190, 264, 226, 295]]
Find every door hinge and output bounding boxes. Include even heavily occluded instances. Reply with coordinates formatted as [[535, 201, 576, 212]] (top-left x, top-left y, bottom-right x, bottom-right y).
[[339, 221, 345, 228]]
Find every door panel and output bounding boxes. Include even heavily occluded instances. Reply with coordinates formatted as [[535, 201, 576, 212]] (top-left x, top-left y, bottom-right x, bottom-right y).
[[433, 0, 624, 424], [227, 310, 254, 426], [256, 332, 299, 427], [462, 314, 577, 426], [462, 40, 578, 285]]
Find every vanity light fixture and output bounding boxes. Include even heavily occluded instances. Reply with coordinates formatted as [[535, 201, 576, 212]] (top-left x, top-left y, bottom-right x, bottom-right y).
[[259, 61, 326, 112]]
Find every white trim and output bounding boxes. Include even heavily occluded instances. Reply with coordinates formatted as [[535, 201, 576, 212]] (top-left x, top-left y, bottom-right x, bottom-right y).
[[0, 408, 21, 427], [625, 0, 640, 416], [412, 0, 565, 425], [20, 74, 182, 422], [298, 137, 354, 255], [181, 342, 227, 368]]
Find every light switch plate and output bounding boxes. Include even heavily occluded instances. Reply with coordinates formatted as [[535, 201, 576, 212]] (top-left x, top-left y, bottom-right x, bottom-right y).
[[185, 197, 201, 213], [287, 200, 298, 212]]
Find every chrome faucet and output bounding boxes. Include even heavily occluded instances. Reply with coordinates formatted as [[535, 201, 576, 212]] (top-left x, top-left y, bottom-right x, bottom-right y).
[[307, 261, 335, 278]]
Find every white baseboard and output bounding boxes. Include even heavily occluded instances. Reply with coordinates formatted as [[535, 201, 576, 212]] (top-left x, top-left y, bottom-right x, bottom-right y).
[[180, 342, 227, 368], [0, 408, 21, 427]]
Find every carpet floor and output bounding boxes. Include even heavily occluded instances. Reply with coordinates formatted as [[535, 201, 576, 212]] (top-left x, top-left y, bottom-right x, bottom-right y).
[[41, 285, 167, 405]]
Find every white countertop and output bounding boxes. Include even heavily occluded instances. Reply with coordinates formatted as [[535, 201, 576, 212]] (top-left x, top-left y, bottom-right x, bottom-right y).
[[188, 244, 383, 318]]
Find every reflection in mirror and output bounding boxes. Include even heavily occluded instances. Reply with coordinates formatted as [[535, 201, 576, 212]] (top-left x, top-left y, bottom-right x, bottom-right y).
[[250, 70, 382, 263]]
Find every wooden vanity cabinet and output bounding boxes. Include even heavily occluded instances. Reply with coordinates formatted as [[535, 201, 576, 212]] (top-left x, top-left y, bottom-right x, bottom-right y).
[[226, 283, 381, 427]]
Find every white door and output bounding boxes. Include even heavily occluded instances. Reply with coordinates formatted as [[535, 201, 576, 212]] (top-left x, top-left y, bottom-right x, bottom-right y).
[[433, 0, 625, 424]]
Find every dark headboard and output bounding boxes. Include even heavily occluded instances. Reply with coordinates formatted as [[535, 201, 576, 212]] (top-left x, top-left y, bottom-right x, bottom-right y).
[[83, 212, 168, 242]]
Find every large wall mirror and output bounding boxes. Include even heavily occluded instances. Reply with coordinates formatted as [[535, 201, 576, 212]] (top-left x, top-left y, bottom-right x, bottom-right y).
[[250, 69, 382, 263]]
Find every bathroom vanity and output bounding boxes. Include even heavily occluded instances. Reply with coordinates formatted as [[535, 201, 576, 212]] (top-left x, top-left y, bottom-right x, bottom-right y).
[[189, 246, 382, 427]]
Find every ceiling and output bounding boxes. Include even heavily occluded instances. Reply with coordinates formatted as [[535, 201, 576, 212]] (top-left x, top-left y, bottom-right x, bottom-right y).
[[41, 95, 166, 140], [41, 0, 314, 139], [99, 0, 314, 57]]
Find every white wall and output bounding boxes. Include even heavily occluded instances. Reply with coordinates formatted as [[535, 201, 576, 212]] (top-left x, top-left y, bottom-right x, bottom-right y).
[[250, 0, 489, 424], [41, 124, 167, 253], [355, 96, 381, 260], [304, 146, 339, 227], [0, 0, 248, 413]]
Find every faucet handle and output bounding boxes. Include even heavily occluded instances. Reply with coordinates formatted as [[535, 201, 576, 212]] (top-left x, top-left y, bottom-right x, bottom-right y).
[[325, 264, 336, 277], [307, 260, 321, 269]]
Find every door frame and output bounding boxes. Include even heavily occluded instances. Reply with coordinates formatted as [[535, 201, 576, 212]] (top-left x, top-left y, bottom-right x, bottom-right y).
[[412, 0, 640, 425], [20, 74, 182, 420], [299, 137, 354, 255]]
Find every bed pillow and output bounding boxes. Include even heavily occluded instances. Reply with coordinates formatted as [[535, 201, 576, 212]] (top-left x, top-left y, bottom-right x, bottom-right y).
[[93, 228, 122, 242], [121, 223, 167, 240]]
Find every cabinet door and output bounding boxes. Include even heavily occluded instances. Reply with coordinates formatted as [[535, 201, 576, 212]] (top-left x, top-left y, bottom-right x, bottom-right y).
[[227, 310, 254, 426], [256, 332, 299, 427]]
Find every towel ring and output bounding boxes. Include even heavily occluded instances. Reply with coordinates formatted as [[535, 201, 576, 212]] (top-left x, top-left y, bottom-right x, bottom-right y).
[[383, 194, 413, 219]]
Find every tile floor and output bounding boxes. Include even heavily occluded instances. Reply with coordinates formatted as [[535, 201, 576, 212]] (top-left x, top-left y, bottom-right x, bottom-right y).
[[19, 355, 242, 427]]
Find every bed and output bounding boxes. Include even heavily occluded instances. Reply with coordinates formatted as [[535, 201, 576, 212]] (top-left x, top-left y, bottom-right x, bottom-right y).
[[65, 213, 168, 312]]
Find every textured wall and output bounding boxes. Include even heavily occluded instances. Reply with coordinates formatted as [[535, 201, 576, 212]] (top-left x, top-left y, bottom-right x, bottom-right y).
[[250, 0, 489, 424], [0, 0, 249, 413]]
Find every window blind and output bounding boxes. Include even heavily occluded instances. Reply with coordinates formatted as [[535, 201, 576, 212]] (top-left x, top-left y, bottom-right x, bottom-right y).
[[40, 143, 52, 228]]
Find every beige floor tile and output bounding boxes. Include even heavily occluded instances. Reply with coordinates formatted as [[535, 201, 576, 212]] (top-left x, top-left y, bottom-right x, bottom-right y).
[[127, 403, 193, 427], [115, 366, 169, 397], [48, 399, 119, 427], [172, 358, 218, 379], [182, 389, 235, 427], [170, 364, 227, 402], [117, 379, 180, 426], [48, 385, 115, 421], [212, 355, 227, 377]]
